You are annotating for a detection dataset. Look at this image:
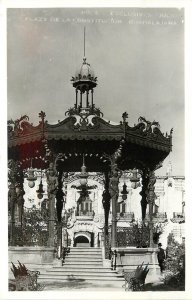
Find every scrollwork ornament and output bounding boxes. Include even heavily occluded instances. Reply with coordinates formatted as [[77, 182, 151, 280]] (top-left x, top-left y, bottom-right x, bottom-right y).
[[138, 116, 160, 133]]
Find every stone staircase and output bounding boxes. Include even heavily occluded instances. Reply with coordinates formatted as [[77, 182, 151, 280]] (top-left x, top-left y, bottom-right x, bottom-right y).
[[38, 247, 125, 290]]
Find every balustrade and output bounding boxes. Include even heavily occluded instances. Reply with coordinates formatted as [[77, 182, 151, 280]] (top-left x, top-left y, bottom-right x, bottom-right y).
[[171, 212, 185, 223], [145, 212, 167, 222], [117, 212, 134, 221]]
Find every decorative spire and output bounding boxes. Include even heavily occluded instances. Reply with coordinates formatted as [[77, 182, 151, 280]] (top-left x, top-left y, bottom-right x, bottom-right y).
[[71, 27, 97, 110], [84, 26, 86, 58]]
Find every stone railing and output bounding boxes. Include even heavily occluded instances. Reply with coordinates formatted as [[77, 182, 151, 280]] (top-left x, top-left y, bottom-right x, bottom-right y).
[[75, 211, 95, 220], [110, 247, 160, 277], [117, 212, 134, 222], [171, 212, 185, 223], [77, 211, 94, 217], [145, 212, 167, 223], [173, 212, 184, 218]]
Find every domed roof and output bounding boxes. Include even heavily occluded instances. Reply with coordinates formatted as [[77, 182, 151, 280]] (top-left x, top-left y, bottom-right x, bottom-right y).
[[71, 57, 97, 91], [74, 57, 95, 80]]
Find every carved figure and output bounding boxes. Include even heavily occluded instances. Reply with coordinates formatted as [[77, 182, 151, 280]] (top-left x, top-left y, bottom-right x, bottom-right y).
[[146, 171, 156, 204], [122, 112, 128, 123], [137, 116, 160, 134], [46, 163, 58, 194], [148, 171, 156, 191], [7, 115, 30, 133], [38, 111, 46, 122], [109, 170, 121, 201]]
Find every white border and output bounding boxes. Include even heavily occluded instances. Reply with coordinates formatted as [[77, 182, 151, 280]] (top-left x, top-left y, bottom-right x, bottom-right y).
[[0, 0, 192, 299]]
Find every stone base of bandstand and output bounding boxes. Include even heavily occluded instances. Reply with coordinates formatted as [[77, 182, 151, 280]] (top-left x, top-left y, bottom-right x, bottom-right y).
[[112, 247, 161, 282], [9, 246, 56, 280]]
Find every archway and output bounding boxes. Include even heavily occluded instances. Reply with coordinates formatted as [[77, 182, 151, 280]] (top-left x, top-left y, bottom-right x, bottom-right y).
[[74, 235, 90, 247]]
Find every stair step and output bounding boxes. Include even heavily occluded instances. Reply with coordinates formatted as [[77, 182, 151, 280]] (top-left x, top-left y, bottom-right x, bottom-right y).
[[39, 276, 124, 281], [66, 253, 101, 255], [52, 267, 114, 271], [63, 260, 103, 266], [65, 254, 102, 257], [68, 249, 102, 251], [41, 272, 123, 277], [63, 265, 103, 268], [69, 251, 102, 254], [64, 258, 103, 261], [69, 248, 102, 253], [41, 270, 122, 276], [65, 259, 102, 262], [70, 247, 102, 249]]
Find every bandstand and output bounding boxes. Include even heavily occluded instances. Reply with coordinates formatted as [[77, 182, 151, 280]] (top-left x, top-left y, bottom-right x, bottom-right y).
[[8, 54, 172, 275]]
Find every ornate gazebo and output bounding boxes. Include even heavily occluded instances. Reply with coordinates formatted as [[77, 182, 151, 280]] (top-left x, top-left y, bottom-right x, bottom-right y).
[[8, 55, 172, 263]]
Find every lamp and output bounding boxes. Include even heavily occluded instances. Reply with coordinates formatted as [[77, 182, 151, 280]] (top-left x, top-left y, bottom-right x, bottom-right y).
[[36, 168, 44, 199], [27, 159, 37, 188], [129, 168, 141, 189], [36, 179, 44, 199], [121, 183, 128, 200], [120, 171, 128, 200], [79, 155, 88, 187]]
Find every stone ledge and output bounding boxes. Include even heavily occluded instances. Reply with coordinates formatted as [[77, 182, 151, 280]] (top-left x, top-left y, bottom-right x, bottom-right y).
[[9, 246, 55, 264], [112, 247, 158, 254]]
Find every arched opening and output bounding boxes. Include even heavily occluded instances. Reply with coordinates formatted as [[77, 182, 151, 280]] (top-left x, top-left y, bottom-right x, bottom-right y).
[[74, 235, 90, 247]]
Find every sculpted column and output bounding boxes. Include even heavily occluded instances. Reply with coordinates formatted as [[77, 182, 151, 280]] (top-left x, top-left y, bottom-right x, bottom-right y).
[[46, 162, 58, 247], [8, 160, 25, 246], [109, 165, 121, 248], [8, 174, 17, 246], [147, 170, 156, 248], [140, 170, 149, 221], [80, 91, 83, 108], [56, 170, 65, 258], [102, 172, 111, 258], [75, 89, 78, 109], [106, 140, 124, 249], [86, 90, 89, 107]]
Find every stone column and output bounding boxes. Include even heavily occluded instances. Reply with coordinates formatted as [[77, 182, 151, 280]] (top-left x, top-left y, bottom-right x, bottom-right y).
[[86, 90, 89, 107], [147, 170, 156, 248], [102, 172, 111, 258], [75, 89, 78, 108], [140, 170, 149, 220], [109, 167, 121, 248], [46, 162, 58, 247], [104, 141, 124, 250], [91, 89, 93, 108], [8, 160, 25, 246], [80, 91, 83, 108], [8, 182, 17, 246], [56, 170, 65, 258]]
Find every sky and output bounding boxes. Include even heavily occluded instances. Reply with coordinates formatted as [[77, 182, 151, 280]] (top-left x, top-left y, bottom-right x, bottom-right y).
[[7, 7, 184, 176]]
